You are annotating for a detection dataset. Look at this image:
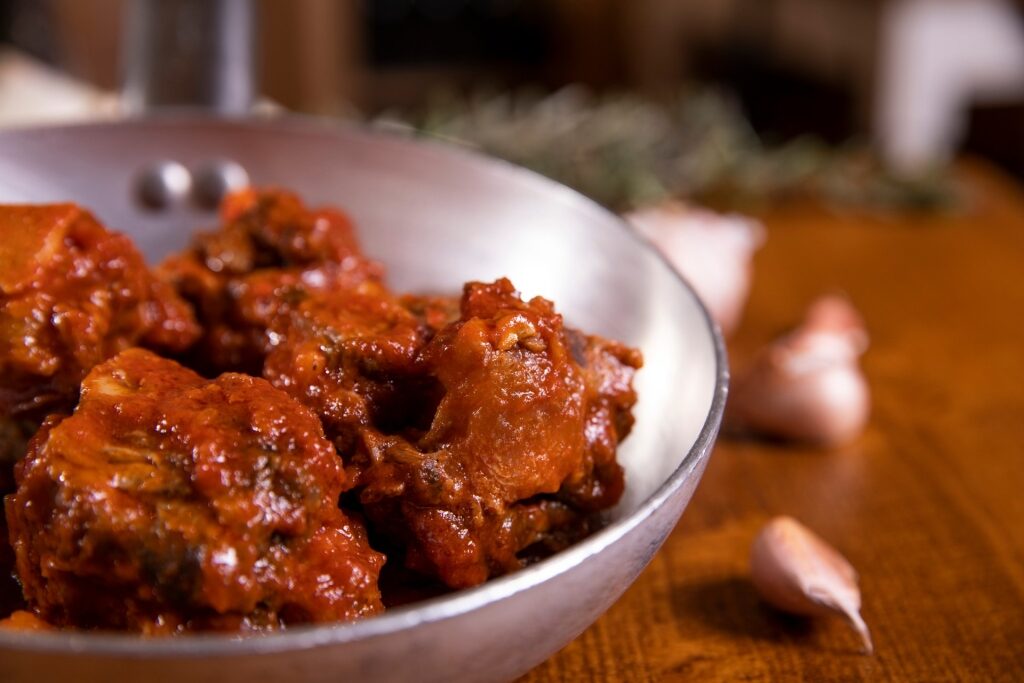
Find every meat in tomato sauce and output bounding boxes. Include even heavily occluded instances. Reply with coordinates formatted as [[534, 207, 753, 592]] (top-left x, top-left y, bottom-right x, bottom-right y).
[[158, 189, 382, 376], [0, 205, 201, 616], [0, 205, 199, 425], [5, 349, 383, 633], [0, 190, 641, 632]]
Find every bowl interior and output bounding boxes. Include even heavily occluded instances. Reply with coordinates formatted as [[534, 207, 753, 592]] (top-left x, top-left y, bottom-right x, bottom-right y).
[[0, 116, 720, 620]]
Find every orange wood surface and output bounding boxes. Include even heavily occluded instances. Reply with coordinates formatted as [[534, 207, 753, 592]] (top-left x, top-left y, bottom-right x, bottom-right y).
[[521, 162, 1024, 682]]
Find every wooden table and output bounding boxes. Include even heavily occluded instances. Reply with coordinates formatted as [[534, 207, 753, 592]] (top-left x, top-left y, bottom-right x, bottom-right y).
[[521, 161, 1024, 682]]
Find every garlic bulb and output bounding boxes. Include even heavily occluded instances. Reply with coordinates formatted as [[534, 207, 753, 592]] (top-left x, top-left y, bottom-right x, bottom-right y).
[[727, 295, 870, 446], [626, 202, 764, 336], [751, 516, 873, 653]]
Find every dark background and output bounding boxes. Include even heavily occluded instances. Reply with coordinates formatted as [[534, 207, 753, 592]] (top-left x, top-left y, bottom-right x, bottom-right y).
[[0, 0, 1021, 179]]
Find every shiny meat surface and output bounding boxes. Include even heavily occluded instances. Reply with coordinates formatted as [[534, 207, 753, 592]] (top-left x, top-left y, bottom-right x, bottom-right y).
[[413, 279, 592, 506], [0, 189, 643, 631], [158, 189, 382, 375], [5, 349, 383, 632], [0, 204, 199, 424], [0, 204, 201, 603], [263, 280, 433, 464], [562, 330, 643, 513], [366, 280, 640, 587], [268, 277, 642, 588], [399, 293, 461, 334]]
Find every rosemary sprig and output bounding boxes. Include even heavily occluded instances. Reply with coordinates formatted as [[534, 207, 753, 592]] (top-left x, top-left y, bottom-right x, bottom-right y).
[[377, 86, 958, 212]]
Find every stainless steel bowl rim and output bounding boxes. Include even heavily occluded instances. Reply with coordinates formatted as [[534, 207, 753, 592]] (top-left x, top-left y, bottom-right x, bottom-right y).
[[0, 114, 729, 657]]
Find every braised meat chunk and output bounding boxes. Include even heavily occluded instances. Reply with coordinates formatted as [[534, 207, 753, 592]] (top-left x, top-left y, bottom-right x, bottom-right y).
[[0, 204, 200, 591], [263, 280, 433, 466], [399, 293, 460, 335], [159, 188, 382, 375], [5, 349, 383, 633], [562, 331, 643, 512], [0, 204, 199, 427], [356, 279, 642, 588]]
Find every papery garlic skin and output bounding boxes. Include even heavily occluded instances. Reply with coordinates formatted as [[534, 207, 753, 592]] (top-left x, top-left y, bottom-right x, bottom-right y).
[[751, 516, 873, 654], [626, 202, 764, 336], [728, 295, 870, 446]]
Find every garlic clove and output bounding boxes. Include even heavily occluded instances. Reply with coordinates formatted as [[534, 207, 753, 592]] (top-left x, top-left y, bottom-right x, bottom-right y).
[[626, 201, 764, 336], [751, 516, 873, 654], [727, 294, 870, 446]]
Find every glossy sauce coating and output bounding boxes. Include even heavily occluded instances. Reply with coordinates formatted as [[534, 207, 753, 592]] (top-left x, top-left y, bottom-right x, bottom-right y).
[[5, 349, 383, 632], [0, 204, 199, 423], [263, 279, 434, 461], [265, 273, 642, 588], [158, 189, 382, 375], [360, 280, 641, 587], [0, 205, 201, 610], [1, 189, 642, 631]]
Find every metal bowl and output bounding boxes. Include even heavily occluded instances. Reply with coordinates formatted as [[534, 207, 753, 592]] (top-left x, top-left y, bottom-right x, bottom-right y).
[[0, 117, 728, 683]]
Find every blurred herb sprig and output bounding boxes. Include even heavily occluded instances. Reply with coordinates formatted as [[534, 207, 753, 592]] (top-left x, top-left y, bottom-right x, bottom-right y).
[[376, 86, 958, 213]]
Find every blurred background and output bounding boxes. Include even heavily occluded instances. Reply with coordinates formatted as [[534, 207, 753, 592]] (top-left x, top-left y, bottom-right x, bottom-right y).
[[0, 0, 1022, 210]]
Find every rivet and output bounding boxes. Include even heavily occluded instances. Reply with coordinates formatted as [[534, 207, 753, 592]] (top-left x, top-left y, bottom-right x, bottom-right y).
[[192, 160, 250, 210], [135, 161, 192, 210]]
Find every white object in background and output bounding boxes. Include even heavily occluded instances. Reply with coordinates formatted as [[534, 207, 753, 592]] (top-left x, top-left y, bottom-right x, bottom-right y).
[[0, 49, 119, 127], [876, 0, 1024, 173], [626, 201, 764, 336], [727, 295, 871, 447], [751, 516, 873, 654]]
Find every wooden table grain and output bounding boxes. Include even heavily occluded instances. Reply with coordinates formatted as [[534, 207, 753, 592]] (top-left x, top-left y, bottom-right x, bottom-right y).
[[520, 161, 1024, 682]]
